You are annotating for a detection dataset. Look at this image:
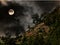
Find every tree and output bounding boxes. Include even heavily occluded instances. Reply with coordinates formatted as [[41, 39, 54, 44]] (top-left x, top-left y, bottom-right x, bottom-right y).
[[32, 14, 41, 24]]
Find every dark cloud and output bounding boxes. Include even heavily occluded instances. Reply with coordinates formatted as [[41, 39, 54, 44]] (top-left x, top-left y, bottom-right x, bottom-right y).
[[0, 2, 25, 37], [36, 1, 58, 12]]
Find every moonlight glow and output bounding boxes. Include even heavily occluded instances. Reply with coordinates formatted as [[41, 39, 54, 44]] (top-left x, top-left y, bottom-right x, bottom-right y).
[[8, 9, 14, 15]]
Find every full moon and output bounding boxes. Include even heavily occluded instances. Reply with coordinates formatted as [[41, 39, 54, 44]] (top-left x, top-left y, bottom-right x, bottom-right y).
[[8, 9, 14, 15]]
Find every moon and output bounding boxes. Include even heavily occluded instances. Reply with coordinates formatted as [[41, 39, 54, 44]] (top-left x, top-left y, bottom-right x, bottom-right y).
[[8, 9, 14, 15]]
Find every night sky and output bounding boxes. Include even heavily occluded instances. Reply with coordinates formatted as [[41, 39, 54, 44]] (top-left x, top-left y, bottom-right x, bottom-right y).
[[0, 0, 60, 37]]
